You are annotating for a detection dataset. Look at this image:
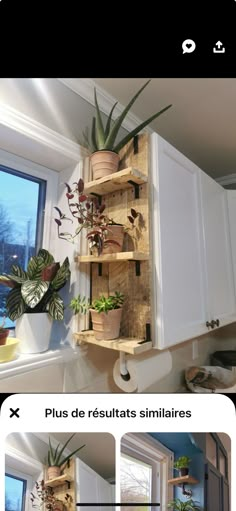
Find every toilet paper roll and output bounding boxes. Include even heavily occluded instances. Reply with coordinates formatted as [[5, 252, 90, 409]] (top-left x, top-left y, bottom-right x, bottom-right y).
[[113, 350, 172, 392]]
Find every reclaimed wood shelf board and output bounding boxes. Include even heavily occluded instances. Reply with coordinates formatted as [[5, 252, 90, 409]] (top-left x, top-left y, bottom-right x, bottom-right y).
[[74, 330, 152, 355], [76, 251, 149, 264], [45, 474, 73, 488], [84, 167, 147, 195], [168, 475, 199, 485]]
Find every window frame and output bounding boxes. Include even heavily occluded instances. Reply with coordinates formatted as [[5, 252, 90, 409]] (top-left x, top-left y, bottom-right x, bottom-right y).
[[121, 433, 174, 511], [5, 467, 33, 511]]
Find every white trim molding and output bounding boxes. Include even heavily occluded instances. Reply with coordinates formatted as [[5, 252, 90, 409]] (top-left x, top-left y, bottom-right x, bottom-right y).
[[0, 102, 88, 163], [58, 78, 153, 134], [217, 173, 236, 186]]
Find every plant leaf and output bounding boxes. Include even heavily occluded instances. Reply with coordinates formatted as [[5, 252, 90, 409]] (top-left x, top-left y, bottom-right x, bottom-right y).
[[104, 80, 152, 150], [51, 257, 70, 291], [21, 280, 49, 308], [47, 293, 64, 320], [27, 256, 46, 280], [58, 444, 86, 468], [104, 101, 118, 139], [11, 265, 28, 280], [94, 88, 105, 149], [113, 104, 172, 153], [37, 249, 55, 266], [6, 287, 27, 320], [55, 433, 76, 465], [91, 116, 98, 151]]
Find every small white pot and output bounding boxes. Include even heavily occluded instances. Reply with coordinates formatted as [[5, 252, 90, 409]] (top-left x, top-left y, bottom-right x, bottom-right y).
[[15, 313, 53, 354]]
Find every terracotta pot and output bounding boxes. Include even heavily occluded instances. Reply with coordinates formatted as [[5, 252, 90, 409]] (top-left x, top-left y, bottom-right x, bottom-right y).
[[90, 308, 123, 340], [90, 151, 120, 180], [0, 329, 9, 346], [47, 466, 61, 480], [103, 225, 124, 254]]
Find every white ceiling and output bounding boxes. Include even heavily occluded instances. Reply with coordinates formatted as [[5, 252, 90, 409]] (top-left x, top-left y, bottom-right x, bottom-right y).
[[93, 78, 236, 179]]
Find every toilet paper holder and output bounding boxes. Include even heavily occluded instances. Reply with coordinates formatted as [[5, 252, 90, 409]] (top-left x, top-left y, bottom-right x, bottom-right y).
[[119, 323, 152, 381]]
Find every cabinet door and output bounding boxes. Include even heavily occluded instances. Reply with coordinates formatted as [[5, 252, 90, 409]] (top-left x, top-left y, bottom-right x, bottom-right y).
[[205, 463, 221, 511], [76, 459, 114, 511], [151, 134, 207, 348], [200, 173, 236, 325]]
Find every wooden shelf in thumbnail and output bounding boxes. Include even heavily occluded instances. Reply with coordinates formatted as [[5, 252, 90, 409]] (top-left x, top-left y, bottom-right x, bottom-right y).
[[45, 474, 73, 488], [84, 167, 147, 195], [168, 475, 199, 485], [74, 330, 152, 355], [76, 251, 149, 264]]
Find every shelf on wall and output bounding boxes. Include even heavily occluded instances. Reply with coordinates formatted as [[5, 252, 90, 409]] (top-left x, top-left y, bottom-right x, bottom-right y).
[[168, 475, 199, 485], [75, 251, 149, 264], [74, 330, 152, 355], [45, 474, 73, 488], [84, 167, 147, 196]]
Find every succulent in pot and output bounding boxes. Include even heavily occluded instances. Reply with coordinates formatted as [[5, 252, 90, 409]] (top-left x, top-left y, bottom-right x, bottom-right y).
[[70, 291, 125, 340], [55, 179, 140, 256], [82, 80, 172, 179], [173, 456, 191, 477], [47, 433, 85, 480], [0, 249, 70, 353]]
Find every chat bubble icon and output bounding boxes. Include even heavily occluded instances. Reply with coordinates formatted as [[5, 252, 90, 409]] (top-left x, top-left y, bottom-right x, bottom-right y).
[[182, 39, 196, 54]]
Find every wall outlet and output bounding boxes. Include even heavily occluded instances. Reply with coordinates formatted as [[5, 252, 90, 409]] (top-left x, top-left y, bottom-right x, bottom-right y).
[[192, 339, 199, 360]]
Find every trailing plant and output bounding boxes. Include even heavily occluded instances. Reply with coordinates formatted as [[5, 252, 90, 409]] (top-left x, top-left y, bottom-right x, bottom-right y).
[[30, 480, 72, 510], [82, 80, 172, 154], [47, 433, 85, 468], [69, 292, 125, 315], [0, 249, 70, 321], [167, 498, 201, 511], [174, 456, 191, 469], [55, 178, 140, 255]]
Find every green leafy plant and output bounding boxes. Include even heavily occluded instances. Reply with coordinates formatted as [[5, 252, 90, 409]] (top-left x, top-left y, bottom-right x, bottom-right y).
[[167, 498, 201, 511], [174, 456, 191, 469], [69, 292, 125, 315], [82, 80, 172, 154], [47, 433, 85, 468], [0, 249, 71, 321]]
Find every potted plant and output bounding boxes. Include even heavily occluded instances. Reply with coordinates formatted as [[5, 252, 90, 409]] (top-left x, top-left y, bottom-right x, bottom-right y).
[[173, 456, 192, 477], [0, 249, 70, 354], [0, 316, 9, 346], [47, 433, 85, 480], [167, 498, 201, 510], [70, 291, 125, 340], [55, 178, 140, 255], [82, 80, 172, 179]]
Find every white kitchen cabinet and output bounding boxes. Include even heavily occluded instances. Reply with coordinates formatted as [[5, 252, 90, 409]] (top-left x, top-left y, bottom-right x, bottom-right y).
[[76, 458, 114, 511], [151, 133, 236, 349], [200, 173, 236, 326]]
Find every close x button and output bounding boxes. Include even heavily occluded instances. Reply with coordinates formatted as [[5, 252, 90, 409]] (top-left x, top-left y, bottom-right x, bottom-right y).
[[9, 408, 20, 418]]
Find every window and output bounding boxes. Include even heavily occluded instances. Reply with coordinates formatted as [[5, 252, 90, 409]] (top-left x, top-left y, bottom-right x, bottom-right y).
[[0, 165, 46, 327], [5, 474, 26, 511], [206, 433, 217, 468], [121, 453, 153, 510], [121, 434, 174, 511]]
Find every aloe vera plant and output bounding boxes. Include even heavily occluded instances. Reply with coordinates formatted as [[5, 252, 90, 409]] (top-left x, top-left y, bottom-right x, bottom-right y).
[[0, 249, 70, 321], [83, 80, 172, 153], [48, 434, 85, 468]]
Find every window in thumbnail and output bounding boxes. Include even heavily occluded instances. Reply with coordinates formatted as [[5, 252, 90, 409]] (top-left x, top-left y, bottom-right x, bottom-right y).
[[5, 473, 26, 511]]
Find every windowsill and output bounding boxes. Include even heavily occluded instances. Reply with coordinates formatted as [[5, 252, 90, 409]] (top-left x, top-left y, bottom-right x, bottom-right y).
[[0, 344, 81, 380]]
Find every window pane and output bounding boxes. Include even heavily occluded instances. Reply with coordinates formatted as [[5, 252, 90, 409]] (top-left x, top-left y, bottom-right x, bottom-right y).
[[219, 450, 226, 477], [206, 433, 217, 467], [0, 167, 46, 327], [121, 454, 152, 511], [5, 474, 25, 511]]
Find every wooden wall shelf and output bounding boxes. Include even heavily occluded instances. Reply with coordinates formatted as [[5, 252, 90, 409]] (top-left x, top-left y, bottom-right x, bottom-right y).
[[45, 474, 73, 488], [74, 330, 152, 355], [168, 475, 199, 485], [84, 167, 147, 196], [76, 251, 149, 264]]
